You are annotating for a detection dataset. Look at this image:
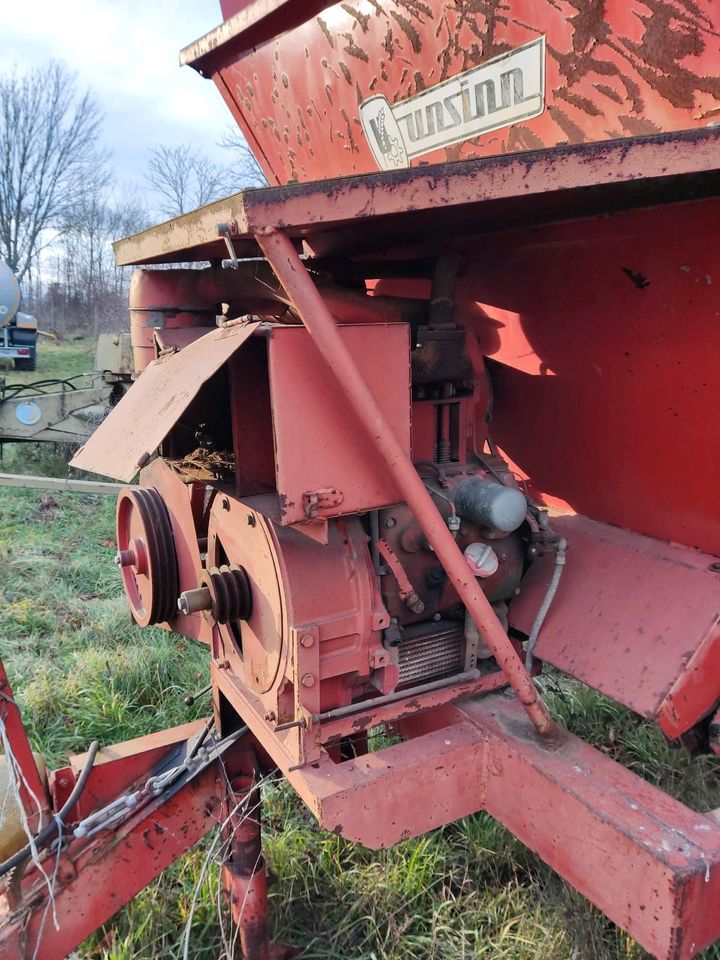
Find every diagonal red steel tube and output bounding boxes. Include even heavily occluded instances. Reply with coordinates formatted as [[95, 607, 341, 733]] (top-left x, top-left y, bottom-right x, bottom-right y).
[[255, 227, 556, 737]]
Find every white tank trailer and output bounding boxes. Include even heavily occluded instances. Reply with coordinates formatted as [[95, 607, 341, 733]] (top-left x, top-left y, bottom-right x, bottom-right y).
[[0, 261, 37, 371]]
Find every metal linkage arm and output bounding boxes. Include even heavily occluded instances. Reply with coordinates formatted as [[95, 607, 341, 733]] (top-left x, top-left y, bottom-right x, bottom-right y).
[[254, 227, 555, 737], [0, 661, 49, 830]]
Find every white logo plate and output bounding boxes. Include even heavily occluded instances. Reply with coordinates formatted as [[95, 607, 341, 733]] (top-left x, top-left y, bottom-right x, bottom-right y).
[[360, 37, 546, 171]]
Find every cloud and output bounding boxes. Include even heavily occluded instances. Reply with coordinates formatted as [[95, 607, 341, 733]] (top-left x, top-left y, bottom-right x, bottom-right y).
[[0, 1, 236, 190]]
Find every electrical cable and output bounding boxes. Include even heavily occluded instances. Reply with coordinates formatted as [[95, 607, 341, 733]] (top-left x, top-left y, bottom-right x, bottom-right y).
[[0, 740, 99, 879], [524, 538, 568, 671]]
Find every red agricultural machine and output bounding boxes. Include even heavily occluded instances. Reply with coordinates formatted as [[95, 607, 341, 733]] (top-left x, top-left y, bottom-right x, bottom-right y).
[[2, 2, 720, 957]]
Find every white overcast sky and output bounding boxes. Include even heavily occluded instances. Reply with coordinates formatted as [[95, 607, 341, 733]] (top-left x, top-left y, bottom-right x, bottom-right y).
[[0, 1, 234, 199]]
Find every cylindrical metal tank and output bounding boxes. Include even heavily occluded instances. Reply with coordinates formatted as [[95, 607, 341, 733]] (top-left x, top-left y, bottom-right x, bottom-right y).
[[0, 262, 20, 328]]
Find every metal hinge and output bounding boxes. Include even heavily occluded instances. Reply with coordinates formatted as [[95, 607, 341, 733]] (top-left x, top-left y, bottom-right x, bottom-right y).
[[303, 487, 344, 519]]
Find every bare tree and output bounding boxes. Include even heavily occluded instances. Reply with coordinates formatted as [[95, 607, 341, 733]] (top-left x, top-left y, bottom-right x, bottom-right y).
[[53, 185, 149, 333], [0, 60, 103, 282], [146, 143, 237, 218], [218, 127, 267, 189]]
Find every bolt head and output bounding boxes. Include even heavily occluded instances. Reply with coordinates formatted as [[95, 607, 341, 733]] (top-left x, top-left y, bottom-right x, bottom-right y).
[[301, 673, 315, 688], [264, 711, 276, 722], [300, 632, 314, 648], [384, 517, 397, 528]]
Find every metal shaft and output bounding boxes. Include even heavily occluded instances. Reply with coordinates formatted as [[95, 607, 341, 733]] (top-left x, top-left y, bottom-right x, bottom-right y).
[[256, 227, 555, 737], [223, 776, 269, 960]]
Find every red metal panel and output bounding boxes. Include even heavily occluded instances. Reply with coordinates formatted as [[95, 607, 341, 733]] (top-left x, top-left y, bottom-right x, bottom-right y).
[[457, 695, 720, 960], [509, 515, 720, 736], [0, 663, 48, 829], [0, 765, 221, 960], [50, 719, 207, 819], [185, 1, 720, 185], [455, 196, 720, 556], [70, 322, 260, 481], [111, 128, 720, 268], [282, 692, 720, 959], [267, 323, 410, 523], [294, 719, 490, 847]]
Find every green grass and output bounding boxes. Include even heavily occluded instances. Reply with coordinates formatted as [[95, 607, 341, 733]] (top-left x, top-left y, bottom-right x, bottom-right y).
[[1, 342, 719, 960], [0, 334, 95, 385]]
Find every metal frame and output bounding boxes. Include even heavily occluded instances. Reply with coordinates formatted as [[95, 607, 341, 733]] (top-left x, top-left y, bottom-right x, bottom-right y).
[[112, 127, 720, 268], [4, 677, 720, 960]]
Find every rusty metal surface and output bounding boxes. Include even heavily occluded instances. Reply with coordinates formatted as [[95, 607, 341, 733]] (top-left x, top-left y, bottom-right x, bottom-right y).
[[183, 0, 331, 81], [70, 322, 260, 482], [0, 662, 48, 829], [0, 764, 220, 960], [257, 226, 555, 737], [458, 194, 720, 558], [55, 719, 207, 818], [509, 514, 720, 737], [457, 694, 720, 960], [184, 0, 720, 185], [279, 690, 720, 959], [112, 127, 720, 267], [267, 323, 410, 523], [0, 382, 116, 444]]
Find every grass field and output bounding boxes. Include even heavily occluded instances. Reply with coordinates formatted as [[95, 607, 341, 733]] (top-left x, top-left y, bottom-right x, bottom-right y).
[[1, 339, 719, 960], [0, 335, 95, 384]]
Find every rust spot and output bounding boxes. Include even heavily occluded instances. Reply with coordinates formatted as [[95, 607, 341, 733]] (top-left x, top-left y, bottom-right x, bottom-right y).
[[619, 114, 662, 137], [622, 267, 651, 290], [382, 28, 394, 61], [594, 82, 624, 105], [342, 3, 370, 32], [316, 16, 334, 48], [343, 36, 370, 63], [556, 88, 603, 117], [339, 61, 352, 84], [547, 104, 587, 143], [390, 10, 422, 54], [396, 0, 433, 21]]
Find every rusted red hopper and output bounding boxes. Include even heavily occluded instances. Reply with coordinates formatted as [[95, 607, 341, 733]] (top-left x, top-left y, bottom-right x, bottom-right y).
[[2, 3, 720, 960], [185, 0, 720, 184]]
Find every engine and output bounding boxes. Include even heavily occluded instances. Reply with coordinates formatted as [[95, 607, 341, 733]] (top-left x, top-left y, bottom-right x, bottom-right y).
[[105, 264, 557, 767]]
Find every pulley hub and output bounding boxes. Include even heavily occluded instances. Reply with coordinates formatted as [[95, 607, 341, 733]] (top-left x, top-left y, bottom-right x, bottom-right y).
[[115, 487, 179, 627], [201, 565, 253, 623]]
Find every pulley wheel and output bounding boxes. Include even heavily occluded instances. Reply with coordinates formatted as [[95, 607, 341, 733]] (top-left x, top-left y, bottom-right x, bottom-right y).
[[116, 487, 179, 627], [202, 565, 252, 623]]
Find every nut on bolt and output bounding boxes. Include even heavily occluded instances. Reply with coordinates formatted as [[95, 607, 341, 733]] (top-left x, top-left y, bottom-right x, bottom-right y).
[[407, 592, 425, 615], [177, 586, 213, 616], [301, 673, 316, 688]]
